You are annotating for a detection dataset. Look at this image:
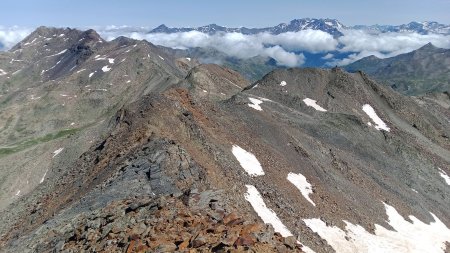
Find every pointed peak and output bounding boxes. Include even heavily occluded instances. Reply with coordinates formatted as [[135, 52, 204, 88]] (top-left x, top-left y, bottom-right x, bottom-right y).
[[418, 42, 437, 51], [150, 24, 172, 33], [366, 55, 380, 60]]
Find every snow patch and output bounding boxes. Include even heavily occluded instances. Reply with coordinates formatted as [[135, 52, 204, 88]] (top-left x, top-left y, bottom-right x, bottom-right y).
[[280, 81, 287, 86], [303, 98, 327, 112], [304, 203, 450, 253], [0, 69, 7, 76], [248, 97, 263, 111], [362, 104, 390, 131], [438, 168, 450, 185], [76, 69, 86, 74], [158, 55, 164, 60], [102, 66, 111, 72], [186, 57, 191, 61], [126, 80, 131, 83], [15, 190, 21, 196], [89, 71, 96, 78], [287, 172, 315, 206], [244, 185, 293, 237], [231, 145, 264, 176], [108, 58, 115, 64]]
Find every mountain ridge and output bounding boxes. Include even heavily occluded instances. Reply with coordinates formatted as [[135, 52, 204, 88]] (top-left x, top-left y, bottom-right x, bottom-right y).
[[0, 26, 449, 253], [345, 42, 450, 95]]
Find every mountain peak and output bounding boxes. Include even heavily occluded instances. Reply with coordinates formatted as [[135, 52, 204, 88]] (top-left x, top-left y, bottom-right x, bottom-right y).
[[418, 42, 437, 50], [80, 29, 102, 41]]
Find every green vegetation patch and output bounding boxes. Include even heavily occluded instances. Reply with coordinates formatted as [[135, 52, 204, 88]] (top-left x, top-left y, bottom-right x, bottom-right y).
[[0, 128, 80, 157]]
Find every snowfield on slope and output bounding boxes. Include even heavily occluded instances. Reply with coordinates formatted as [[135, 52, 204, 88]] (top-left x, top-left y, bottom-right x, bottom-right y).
[[287, 172, 315, 206], [244, 185, 292, 237], [304, 203, 450, 253], [231, 145, 264, 176], [303, 98, 327, 112], [362, 104, 390, 131]]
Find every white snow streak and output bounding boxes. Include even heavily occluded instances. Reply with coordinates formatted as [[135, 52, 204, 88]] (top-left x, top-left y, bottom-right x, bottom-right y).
[[40, 169, 48, 183], [158, 55, 164, 60], [89, 71, 96, 78], [287, 172, 315, 206], [438, 168, 450, 185], [231, 145, 264, 176], [0, 69, 7, 76], [304, 203, 450, 253], [45, 49, 67, 58], [52, 148, 64, 158], [248, 97, 264, 111], [303, 98, 327, 112], [244, 185, 293, 237], [362, 104, 390, 131]]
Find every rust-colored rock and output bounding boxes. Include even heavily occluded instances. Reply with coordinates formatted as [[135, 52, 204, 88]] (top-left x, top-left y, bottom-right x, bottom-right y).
[[234, 235, 255, 247]]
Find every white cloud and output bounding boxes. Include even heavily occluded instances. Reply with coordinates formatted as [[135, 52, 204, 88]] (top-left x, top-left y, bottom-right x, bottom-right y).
[[259, 30, 338, 52], [332, 29, 450, 65], [0, 26, 33, 50], [99, 29, 329, 67], [264, 45, 305, 67], [322, 53, 334, 60]]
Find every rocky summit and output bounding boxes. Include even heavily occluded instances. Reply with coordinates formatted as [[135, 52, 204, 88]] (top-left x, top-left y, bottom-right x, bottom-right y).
[[0, 27, 449, 253]]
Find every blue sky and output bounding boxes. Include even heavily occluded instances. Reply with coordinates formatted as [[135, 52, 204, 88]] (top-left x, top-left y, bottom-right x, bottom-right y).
[[1, 0, 449, 28]]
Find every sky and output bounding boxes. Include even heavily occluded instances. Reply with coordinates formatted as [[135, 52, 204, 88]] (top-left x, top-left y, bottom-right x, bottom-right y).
[[1, 0, 449, 28]]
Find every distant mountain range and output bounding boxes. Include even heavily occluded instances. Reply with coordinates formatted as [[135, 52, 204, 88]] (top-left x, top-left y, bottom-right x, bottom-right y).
[[345, 43, 450, 95], [354, 21, 450, 35], [150, 18, 345, 37], [149, 18, 450, 36]]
